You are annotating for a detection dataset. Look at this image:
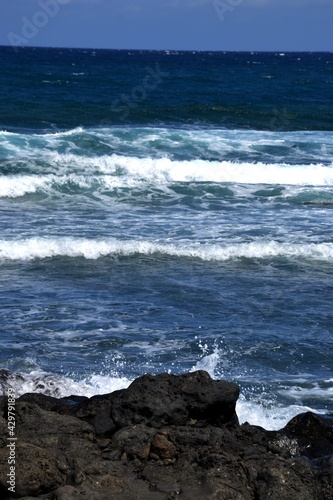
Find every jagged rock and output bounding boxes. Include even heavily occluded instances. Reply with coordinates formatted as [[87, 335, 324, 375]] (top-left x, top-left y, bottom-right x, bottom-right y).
[[110, 370, 239, 429], [0, 371, 332, 499]]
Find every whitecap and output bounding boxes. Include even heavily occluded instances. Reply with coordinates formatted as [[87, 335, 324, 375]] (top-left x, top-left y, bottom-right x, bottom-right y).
[[1, 237, 333, 263]]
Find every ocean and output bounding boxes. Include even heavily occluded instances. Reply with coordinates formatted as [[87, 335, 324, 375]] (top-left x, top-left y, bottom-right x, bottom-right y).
[[0, 46, 332, 430]]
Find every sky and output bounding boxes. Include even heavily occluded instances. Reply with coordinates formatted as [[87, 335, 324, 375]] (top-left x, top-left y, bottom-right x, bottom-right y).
[[0, 0, 332, 52]]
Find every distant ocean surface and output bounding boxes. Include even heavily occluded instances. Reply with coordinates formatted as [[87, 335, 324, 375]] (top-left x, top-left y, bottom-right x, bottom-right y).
[[0, 46, 332, 430]]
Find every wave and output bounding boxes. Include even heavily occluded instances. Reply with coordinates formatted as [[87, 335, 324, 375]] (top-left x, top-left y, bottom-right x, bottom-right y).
[[81, 155, 333, 186], [1, 158, 333, 199], [0, 368, 131, 399], [0, 175, 54, 198], [0, 174, 106, 198], [1, 125, 333, 175], [1, 125, 333, 144], [1, 237, 333, 263]]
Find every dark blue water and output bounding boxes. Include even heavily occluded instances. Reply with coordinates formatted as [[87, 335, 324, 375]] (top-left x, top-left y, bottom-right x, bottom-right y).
[[0, 47, 333, 429]]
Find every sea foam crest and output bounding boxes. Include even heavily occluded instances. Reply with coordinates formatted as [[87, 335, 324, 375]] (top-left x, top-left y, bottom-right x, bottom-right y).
[[106, 156, 333, 186], [0, 369, 131, 398], [1, 237, 333, 262], [0, 174, 100, 198], [0, 175, 51, 198], [236, 397, 318, 431], [1, 158, 333, 199], [43, 153, 333, 186]]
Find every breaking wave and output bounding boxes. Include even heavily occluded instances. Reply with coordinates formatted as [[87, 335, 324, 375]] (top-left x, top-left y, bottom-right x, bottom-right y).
[[1, 237, 333, 263]]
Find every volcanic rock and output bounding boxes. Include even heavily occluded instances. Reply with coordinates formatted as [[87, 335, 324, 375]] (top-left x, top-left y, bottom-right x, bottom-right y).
[[0, 370, 331, 499]]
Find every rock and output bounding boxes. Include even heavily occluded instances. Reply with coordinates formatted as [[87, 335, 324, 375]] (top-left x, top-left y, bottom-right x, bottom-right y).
[[18, 393, 117, 437], [0, 371, 332, 499], [75, 398, 117, 436], [18, 393, 88, 415], [43, 485, 83, 499], [110, 370, 239, 429], [253, 457, 321, 500], [0, 442, 64, 498], [283, 411, 333, 459], [112, 425, 156, 461], [150, 432, 177, 461], [140, 464, 181, 496], [0, 400, 99, 498], [315, 454, 333, 494], [14, 401, 96, 450]]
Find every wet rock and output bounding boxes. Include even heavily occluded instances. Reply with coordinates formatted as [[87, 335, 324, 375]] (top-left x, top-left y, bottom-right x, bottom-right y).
[[253, 457, 321, 500], [284, 411, 333, 459]]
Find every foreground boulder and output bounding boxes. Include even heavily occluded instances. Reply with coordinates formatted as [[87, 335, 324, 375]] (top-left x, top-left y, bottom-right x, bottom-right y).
[[0, 370, 332, 499], [110, 370, 240, 428]]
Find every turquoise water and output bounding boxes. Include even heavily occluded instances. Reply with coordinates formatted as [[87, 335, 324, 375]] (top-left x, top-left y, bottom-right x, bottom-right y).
[[0, 47, 332, 429]]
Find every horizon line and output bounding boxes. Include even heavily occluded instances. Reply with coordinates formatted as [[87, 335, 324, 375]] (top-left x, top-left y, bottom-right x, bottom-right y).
[[0, 44, 332, 54]]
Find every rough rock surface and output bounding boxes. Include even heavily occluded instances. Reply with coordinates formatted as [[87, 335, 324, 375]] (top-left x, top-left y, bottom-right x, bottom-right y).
[[0, 370, 332, 499]]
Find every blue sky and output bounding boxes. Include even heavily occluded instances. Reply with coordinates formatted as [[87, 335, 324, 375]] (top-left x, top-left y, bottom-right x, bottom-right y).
[[1, 0, 332, 51]]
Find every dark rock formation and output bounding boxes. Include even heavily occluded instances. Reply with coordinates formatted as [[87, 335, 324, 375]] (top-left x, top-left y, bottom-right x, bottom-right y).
[[0, 370, 332, 499], [110, 371, 240, 429]]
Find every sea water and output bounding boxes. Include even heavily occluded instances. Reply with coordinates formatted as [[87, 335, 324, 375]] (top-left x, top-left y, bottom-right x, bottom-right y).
[[0, 47, 332, 430]]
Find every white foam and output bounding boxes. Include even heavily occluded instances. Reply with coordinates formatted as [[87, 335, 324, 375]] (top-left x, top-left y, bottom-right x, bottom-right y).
[[1, 125, 333, 158], [190, 347, 328, 431], [2, 142, 333, 187], [191, 350, 221, 376], [236, 396, 321, 430], [190, 343, 226, 378], [0, 175, 51, 198], [279, 383, 333, 401], [42, 126, 85, 137], [0, 174, 144, 198], [0, 237, 333, 263], [61, 154, 333, 187], [0, 370, 131, 398]]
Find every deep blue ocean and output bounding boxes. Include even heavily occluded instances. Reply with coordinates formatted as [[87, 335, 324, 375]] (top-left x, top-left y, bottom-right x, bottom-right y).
[[0, 46, 332, 429]]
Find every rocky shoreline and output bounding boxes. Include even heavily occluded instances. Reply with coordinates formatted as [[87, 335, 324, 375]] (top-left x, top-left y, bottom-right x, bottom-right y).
[[0, 370, 332, 499]]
